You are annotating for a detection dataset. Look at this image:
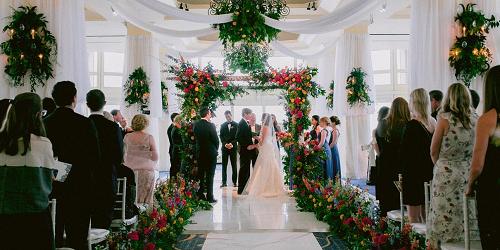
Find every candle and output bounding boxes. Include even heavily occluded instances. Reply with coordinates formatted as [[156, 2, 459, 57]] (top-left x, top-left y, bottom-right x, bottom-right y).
[[38, 53, 43, 63], [30, 29, 35, 39], [462, 26, 466, 36], [20, 53, 24, 60]]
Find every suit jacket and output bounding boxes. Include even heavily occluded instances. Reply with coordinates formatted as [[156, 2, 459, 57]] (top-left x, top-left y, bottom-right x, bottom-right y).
[[167, 124, 174, 157], [219, 121, 238, 152], [44, 107, 101, 202], [193, 119, 219, 162], [251, 124, 261, 144], [236, 119, 253, 155]]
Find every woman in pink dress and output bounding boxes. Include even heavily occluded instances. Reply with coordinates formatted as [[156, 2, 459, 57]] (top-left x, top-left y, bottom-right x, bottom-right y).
[[124, 114, 158, 206]]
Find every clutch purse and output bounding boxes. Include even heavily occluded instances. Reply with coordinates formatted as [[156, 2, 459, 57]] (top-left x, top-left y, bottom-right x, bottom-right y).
[[54, 159, 72, 182]]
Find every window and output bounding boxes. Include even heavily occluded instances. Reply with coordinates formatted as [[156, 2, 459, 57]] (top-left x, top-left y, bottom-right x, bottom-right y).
[[87, 51, 124, 110]]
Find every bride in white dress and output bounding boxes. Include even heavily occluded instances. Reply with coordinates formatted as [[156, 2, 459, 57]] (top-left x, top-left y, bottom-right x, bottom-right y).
[[242, 113, 287, 197]]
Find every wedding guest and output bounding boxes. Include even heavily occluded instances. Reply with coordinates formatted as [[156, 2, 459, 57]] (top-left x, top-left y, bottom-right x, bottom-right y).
[[111, 109, 132, 137], [219, 110, 238, 187], [430, 90, 443, 120], [401, 88, 436, 223], [466, 65, 500, 249], [44, 81, 101, 249], [167, 112, 179, 178], [329, 116, 341, 179], [42, 97, 56, 118], [470, 89, 480, 110], [86, 89, 123, 229], [0, 93, 57, 250], [319, 117, 333, 179], [0, 99, 10, 124], [370, 106, 389, 185], [103, 111, 114, 121], [124, 114, 158, 206], [375, 97, 410, 216], [427, 83, 478, 248], [170, 115, 183, 179], [373, 106, 390, 155], [310, 115, 320, 141]]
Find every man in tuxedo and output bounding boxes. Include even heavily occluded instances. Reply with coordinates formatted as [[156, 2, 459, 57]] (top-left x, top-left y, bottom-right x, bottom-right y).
[[44, 81, 101, 249], [193, 107, 219, 203], [248, 113, 261, 167], [219, 110, 238, 187], [86, 89, 123, 229], [167, 112, 179, 178], [236, 108, 258, 194], [111, 109, 132, 137]]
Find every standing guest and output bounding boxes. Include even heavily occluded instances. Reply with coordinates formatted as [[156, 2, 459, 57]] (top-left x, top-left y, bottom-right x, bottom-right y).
[[466, 65, 500, 249], [429, 90, 443, 120], [329, 116, 341, 179], [319, 117, 333, 179], [470, 89, 480, 110], [375, 97, 411, 216], [103, 111, 114, 121], [369, 107, 390, 185], [427, 83, 478, 248], [249, 113, 261, 167], [0, 99, 11, 123], [44, 81, 101, 249], [310, 115, 320, 141], [42, 97, 56, 118], [170, 115, 183, 179], [193, 107, 219, 203], [219, 110, 238, 187], [0, 93, 57, 250], [167, 112, 179, 178], [237, 108, 256, 195], [123, 114, 158, 206], [111, 109, 132, 137], [400, 88, 436, 223], [86, 89, 123, 229]]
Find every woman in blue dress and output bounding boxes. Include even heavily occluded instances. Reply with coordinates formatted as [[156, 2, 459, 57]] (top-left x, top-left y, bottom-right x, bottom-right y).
[[319, 117, 333, 179], [330, 116, 341, 179]]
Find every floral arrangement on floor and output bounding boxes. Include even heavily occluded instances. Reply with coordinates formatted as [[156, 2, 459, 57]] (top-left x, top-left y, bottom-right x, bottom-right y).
[[346, 67, 372, 107], [327, 80, 334, 109], [223, 42, 270, 74], [449, 3, 500, 87], [108, 177, 211, 250], [295, 178, 426, 250], [1, 6, 57, 91], [161, 81, 168, 112], [124, 67, 150, 113]]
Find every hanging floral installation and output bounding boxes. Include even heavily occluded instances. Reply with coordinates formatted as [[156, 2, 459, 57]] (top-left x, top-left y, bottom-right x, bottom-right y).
[[327, 80, 335, 109], [224, 42, 270, 74], [1, 6, 57, 92], [346, 67, 372, 107], [124, 67, 150, 113], [161, 81, 168, 112], [449, 4, 500, 87]]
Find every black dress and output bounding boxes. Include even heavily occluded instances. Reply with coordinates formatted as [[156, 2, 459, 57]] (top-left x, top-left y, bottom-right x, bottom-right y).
[[170, 126, 183, 178], [477, 114, 500, 249], [400, 119, 433, 206], [375, 120, 404, 216]]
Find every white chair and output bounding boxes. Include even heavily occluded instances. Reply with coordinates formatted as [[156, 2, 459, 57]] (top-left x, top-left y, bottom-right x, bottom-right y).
[[441, 193, 482, 250], [49, 199, 56, 239], [409, 181, 432, 236], [88, 219, 109, 250], [387, 174, 405, 230], [111, 177, 138, 228]]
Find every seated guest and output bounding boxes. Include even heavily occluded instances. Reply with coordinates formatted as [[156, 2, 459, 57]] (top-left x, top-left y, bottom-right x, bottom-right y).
[[319, 117, 333, 179], [470, 89, 480, 110], [42, 97, 56, 118], [427, 83, 478, 249], [0, 93, 57, 250], [401, 88, 436, 223], [329, 116, 341, 179], [124, 114, 158, 206], [467, 66, 500, 249], [429, 90, 443, 120], [170, 115, 183, 179], [86, 89, 123, 229], [44, 81, 101, 249], [375, 97, 410, 216], [310, 115, 320, 141]]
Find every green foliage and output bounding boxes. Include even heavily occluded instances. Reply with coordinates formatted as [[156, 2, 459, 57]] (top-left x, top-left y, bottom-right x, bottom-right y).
[[327, 80, 334, 109], [1, 6, 57, 92], [124, 67, 150, 112], [224, 42, 270, 74], [161, 81, 168, 112], [346, 67, 372, 107], [449, 4, 500, 86]]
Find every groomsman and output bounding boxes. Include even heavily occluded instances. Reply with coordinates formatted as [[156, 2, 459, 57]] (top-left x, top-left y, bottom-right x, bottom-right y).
[[248, 113, 261, 167], [193, 107, 219, 203], [236, 108, 257, 195], [219, 110, 238, 187]]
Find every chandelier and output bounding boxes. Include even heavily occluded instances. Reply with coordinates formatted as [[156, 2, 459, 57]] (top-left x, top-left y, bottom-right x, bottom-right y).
[[209, 0, 290, 16]]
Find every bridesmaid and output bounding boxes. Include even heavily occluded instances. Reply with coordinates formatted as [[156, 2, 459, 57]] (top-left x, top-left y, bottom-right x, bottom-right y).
[[319, 117, 333, 179], [310, 115, 320, 141], [329, 116, 341, 179]]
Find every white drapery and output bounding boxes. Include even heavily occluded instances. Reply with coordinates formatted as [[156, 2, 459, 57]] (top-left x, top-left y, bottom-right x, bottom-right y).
[[0, 0, 90, 113], [334, 31, 375, 179], [161, 41, 222, 58]]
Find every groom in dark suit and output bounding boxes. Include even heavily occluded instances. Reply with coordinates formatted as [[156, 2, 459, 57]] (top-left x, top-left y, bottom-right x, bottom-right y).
[[193, 107, 219, 203], [236, 108, 258, 194], [219, 110, 238, 187]]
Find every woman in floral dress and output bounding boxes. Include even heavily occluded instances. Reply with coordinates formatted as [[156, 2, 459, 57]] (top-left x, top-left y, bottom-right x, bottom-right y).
[[427, 83, 478, 249]]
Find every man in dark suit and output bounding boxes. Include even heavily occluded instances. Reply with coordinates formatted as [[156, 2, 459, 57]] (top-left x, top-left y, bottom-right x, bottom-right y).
[[193, 107, 219, 203], [429, 90, 443, 120], [167, 112, 179, 178], [111, 109, 132, 137], [248, 113, 261, 167], [44, 81, 101, 249], [86, 89, 123, 229], [219, 110, 238, 187], [236, 108, 258, 195]]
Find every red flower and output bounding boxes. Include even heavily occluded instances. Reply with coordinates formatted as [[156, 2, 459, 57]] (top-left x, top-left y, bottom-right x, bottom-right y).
[[361, 217, 373, 227], [296, 111, 303, 119], [313, 145, 321, 151], [151, 209, 158, 219], [157, 215, 167, 229], [175, 197, 181, 204], [127, 231, 139, 241], [372, 233, 389, 246], [144, 242, 156, 250], [222, 81, 229, 87], [294, 98, 301, 105], [185, 67, 194, 77], [183, 88, 189, 93], [343, 217, 354, 225], [143, 227, 152, 235]]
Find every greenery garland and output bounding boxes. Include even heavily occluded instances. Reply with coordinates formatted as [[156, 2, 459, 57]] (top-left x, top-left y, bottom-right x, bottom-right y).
[[1, 6, 57, 92], [327, 80, 334, 109], [449, 4, 500, 87], [161, 81, 168, 112], [124, 67, 150, 112], [346, 67, 372, 107], [223, 42, 270, 74]]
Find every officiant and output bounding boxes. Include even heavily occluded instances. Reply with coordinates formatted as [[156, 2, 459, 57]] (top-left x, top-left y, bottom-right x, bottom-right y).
[[219, 110, 238, 187]]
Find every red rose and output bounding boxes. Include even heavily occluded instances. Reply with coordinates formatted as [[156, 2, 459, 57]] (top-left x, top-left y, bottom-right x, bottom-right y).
[[151, 208, 158, 219], [294, 98, 301, 105], [144, 242, 156, 250], [183, 88, 189, 93], [175, 197, 181, 204], [143, 227, 152, 235], [222, 81, 229, 87], [313, 145, 321, 151], [362, 217, 373, 226], [296, 111, 303, 119], [157, 215, 167, 229], [127, 231, 139, 241], [343, 217, 354, 225], [185, 67, 194, 77]]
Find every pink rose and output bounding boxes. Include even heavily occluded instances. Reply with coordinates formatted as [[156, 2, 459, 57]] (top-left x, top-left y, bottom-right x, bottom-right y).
[[222, 81, 229, 87]]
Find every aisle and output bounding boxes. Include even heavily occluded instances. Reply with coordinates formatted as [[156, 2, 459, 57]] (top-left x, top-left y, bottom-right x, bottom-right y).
[[172, 167, 348, 250]]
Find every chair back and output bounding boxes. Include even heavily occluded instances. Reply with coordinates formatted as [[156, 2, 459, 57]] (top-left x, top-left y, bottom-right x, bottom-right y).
[[115, 177, 128, 221], [463, 193, 480, 250], [424, 181, 432, 218], [49, 199, 56, 239], [393, 174, 404, 230]]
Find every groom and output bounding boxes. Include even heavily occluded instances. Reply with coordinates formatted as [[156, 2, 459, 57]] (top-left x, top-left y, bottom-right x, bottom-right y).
[[236, 108, 258, 195]]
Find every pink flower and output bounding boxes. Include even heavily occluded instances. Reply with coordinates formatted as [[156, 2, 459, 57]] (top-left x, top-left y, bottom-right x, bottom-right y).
[[185, 67, 194, 77], [222, 81, 229, 87], [144, 242, 156, 250], [127, 231, 139, 241]]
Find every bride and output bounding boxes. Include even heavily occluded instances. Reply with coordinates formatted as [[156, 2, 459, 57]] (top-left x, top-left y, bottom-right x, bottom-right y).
[[242, 113, 287, 197]]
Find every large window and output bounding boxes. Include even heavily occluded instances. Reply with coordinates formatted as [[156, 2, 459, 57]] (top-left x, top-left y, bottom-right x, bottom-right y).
[[88, 52, 124, 111]]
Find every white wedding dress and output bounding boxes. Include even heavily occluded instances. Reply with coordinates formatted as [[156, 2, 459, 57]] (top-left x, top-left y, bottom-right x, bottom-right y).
[[242, 114, 287, 197]]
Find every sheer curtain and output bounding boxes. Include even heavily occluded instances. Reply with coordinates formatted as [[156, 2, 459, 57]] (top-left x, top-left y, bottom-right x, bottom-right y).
[[334, 30, 375, 179]]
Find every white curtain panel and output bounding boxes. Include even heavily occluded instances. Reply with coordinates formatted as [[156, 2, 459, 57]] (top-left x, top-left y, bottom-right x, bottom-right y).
[[160, 41, 222, 58], [333, 32, 375, 179], [270, 39, 339, 60]]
